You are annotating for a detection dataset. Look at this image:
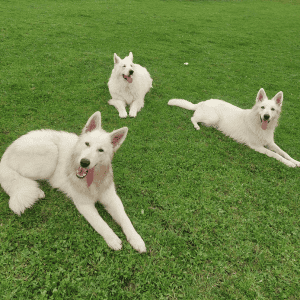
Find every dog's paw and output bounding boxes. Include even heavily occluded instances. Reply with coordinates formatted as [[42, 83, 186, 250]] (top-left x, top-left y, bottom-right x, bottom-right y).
[[105, 235, 122, 251], [191, 117, 200, 130], [119, 111, 127, 118], [129, 111, 137, 118], [38, 189, 45, 199], [128, 234, 146, 253], [292, 160, 300, 167], [9, 196, 24, 216], [286, 161, 296, 168]]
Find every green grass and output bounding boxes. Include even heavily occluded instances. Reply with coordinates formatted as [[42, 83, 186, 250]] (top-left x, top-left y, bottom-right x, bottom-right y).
[[1, 0, 300, 298]]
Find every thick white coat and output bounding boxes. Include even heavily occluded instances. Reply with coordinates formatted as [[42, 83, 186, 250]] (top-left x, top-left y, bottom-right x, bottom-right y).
[[0, 112, 146, 252], [108, 52, 152, 118], [168, 88, 300, 167]]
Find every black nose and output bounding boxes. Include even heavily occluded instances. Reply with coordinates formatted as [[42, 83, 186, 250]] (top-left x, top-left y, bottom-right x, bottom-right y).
[[80, 158, 90, 168], [264, 114, 270, 120], [129, 70, 134, 76]]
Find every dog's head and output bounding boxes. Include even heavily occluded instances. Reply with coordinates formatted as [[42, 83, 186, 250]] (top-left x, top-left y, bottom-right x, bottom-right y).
[[255, 88, 282, 130], [74, 111, 128, 186], [113, 52, 135, 83]]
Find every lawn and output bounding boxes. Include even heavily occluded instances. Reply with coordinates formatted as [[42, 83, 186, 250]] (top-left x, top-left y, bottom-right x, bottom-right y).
[[0, 0, 300, 299]]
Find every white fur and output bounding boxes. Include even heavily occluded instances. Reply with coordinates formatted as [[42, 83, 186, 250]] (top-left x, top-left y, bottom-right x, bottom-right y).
[[168, 88, 300, 167], [0, 112, 146, 253], [108, 52, 153, 118]]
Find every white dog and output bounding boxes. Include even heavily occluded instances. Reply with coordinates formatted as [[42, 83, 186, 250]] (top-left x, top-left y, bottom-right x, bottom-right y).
[[168, 88, 300, 167], [108, 52, 153, 118], [0, 112, 146, 252]]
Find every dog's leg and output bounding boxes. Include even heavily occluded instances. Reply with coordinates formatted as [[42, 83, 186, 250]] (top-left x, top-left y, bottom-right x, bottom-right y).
[[191, 114, 201, 130], [100, 185, 146, 253], [108, 99, 127, 118], [8, 180, 45, 215], [0, 138, 58, 215], [129, 99, 144, 118], [73, 200, 123, 251], [249, 145, 296, 167], [191, 106, 219, 130], [267, 142, 300, 167], [0, 161, 45, 215]]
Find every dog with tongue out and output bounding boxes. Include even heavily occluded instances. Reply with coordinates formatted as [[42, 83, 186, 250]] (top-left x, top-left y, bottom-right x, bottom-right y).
[[168, 88, 300, 167], [0, 111, 146, 253], [108, 52, 153, 118]]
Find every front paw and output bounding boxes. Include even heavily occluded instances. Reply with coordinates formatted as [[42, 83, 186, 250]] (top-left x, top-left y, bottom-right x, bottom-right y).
[[119, 111, 127, 118], [292, 160, 300, 167], [129, 110, 137, 118], [286, 160, 296, 168], [128, 234, 146, 253], [105, 235, 122, 251]]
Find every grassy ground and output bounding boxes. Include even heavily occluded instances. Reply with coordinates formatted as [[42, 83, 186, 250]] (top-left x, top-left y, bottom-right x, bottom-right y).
[[1, 0, 300, 298]]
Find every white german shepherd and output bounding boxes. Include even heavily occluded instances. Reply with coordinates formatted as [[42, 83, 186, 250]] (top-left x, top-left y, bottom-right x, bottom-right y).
[[168, 88, 300, 167], [0, 112, 146, 252], [108, 52, 153, 118]]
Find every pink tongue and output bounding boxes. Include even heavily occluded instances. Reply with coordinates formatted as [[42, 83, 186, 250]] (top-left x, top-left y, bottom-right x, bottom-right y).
[[86, 167, 94, 187], [262, 120, 268, 130], [124, 75, 132, 83]]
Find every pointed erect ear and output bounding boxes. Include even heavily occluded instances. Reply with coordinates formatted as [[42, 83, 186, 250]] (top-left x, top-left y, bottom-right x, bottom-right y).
[[128, 52, 133, 61], [273, 91, 283, 106], [110, 127, 128, 152], [256, 88, 267, 103], [114, 53, 121, 64], [82, 111, 101, 134]]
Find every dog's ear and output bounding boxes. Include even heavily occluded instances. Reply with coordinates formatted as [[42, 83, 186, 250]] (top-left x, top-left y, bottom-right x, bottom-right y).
[[273, 91, 283, 106], [256, 88, 267, 102], [110, 127, 128, 152], [82, 111, 101, 134], [128, 52, 133, 61], [114, 53, 121, 64]]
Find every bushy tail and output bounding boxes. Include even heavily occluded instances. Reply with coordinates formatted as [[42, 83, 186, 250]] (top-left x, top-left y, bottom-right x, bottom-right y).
[[0, 161, 44, 215], [168, 99, 197, 111]]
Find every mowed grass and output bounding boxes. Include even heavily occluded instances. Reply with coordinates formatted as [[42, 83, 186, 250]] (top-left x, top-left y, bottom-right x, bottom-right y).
[[0, 0, 300, 298]]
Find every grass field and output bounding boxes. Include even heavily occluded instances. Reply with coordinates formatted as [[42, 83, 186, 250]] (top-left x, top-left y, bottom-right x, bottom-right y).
[[1, 0, 300, 298]]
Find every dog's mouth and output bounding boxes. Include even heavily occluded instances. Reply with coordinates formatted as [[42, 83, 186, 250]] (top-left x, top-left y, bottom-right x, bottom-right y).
[[76, 166, 95, 187], [260, 117, 270, 130], [76, 167, 88, 179], [123, 74, 133, 83]]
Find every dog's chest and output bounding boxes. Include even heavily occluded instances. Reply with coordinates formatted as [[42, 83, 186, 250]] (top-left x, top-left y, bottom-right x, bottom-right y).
[[118, 84, 136, 104]]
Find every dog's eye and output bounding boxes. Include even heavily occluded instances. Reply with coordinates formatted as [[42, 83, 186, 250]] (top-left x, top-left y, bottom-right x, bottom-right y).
[[130, 64, 133, 67], [123, 65, 126, 67], [261, 106, 265, 109], [85, 142, 90, 146], [271, 108, 275, 111], [98, 148, 104, 152]]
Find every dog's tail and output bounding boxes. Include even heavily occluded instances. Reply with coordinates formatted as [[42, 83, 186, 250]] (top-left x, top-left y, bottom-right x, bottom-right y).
[[168, 99, 197, 111], [0, 160, 44, 215]]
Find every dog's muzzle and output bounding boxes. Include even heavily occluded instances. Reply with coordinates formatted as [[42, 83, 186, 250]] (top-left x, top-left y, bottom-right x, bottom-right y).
[[260, 115, 270, 130], [76, 158, 90, 179], [76, 159, 95, 187], [123, 70, 134, 83], [76, 167, 88, 179]]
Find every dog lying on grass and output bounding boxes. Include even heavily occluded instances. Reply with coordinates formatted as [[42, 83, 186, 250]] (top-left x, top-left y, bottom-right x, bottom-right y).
[[0, 111, 146, 252], [169, 88, 300, 167], [108, 52, 152, 118]]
